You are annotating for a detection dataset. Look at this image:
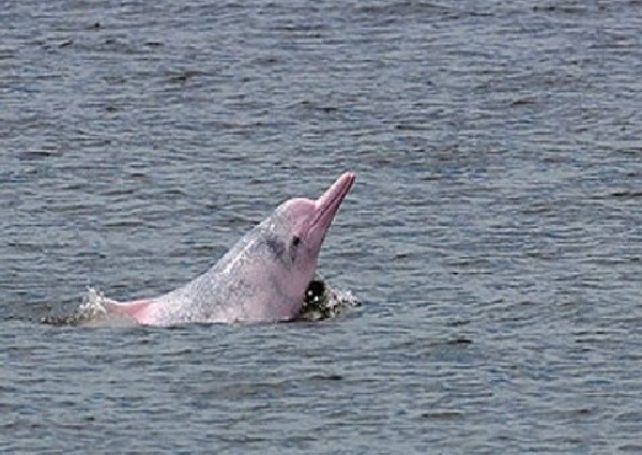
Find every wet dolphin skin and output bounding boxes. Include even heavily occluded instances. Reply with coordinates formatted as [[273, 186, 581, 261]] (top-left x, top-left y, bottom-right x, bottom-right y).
[[107, 172, 356, 325]]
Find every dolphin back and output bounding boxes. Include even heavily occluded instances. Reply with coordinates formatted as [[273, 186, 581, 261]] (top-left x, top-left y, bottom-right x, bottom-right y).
[[140, 212, 298, 324]]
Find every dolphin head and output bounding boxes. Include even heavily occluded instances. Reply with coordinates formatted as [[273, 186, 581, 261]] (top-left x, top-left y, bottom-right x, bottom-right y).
[[279, 172, 355, 267], [250, 172, 356, 320]]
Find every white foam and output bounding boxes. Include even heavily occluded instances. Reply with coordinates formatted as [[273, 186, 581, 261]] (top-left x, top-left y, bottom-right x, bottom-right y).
[[78, 287, 109, 318]]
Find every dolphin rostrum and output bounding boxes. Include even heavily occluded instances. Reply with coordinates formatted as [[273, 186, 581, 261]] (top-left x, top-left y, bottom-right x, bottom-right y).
[[105, 172, 356, 326]]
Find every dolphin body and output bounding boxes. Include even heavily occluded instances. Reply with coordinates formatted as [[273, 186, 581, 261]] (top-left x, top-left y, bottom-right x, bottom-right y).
[[106, 172, 356, 326]]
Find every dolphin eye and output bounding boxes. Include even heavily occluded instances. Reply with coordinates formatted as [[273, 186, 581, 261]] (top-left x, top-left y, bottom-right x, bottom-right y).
[[289, 236, 302, 262]]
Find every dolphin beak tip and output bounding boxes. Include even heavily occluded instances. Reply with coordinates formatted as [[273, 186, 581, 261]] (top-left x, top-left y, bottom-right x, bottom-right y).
[[343, 171, 356, 182], [315, 172, 356, 212], [338, 171, 356, 190]]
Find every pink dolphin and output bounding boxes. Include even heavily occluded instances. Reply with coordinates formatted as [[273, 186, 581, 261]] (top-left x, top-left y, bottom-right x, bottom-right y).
[[106, 172, 356, 326]]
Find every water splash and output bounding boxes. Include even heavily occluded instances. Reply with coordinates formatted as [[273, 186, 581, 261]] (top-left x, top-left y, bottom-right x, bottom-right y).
[[296, 278, 360, 322], [40, 287, 115, 326]]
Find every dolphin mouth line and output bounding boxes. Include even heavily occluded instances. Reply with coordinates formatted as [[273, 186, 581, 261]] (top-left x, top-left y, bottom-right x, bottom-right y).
[[310, 173, 355, 230]]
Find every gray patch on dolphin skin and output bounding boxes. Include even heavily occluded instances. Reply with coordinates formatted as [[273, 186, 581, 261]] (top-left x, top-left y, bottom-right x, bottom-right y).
[[264, 235, 286, 261]]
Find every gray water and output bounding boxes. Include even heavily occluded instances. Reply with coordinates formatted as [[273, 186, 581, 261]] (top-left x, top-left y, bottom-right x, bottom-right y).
[[2, 0, 642, 452]]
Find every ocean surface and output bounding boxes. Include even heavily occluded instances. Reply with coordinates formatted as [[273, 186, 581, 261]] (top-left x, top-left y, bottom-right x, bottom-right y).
[[2, 0, 641, 452]]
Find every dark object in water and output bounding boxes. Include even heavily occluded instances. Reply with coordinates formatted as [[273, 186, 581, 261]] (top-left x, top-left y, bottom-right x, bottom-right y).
[[304, 279, 326, 305], [297, 278, 339, 321]]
